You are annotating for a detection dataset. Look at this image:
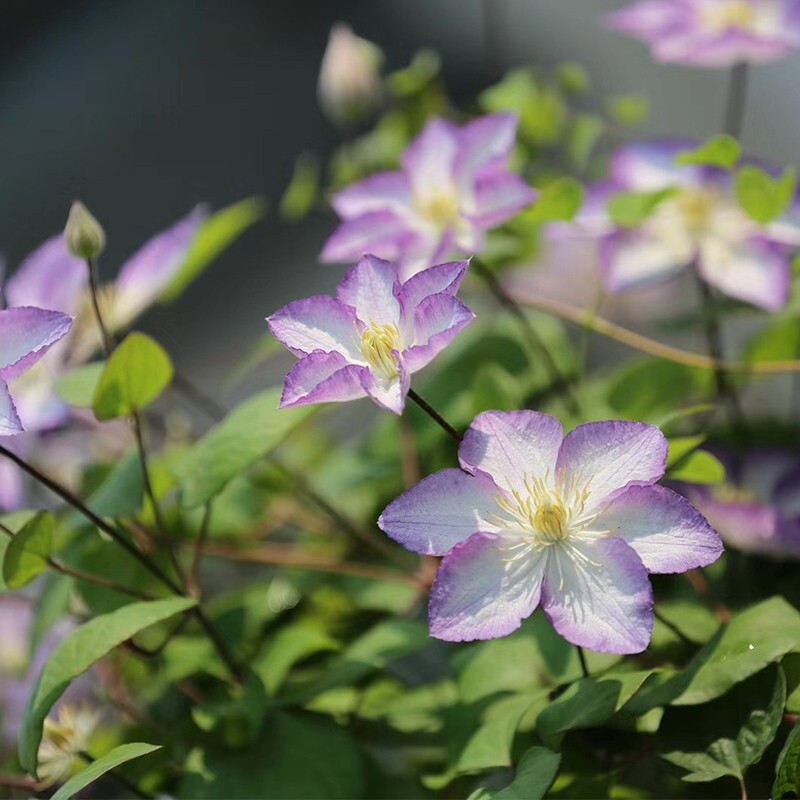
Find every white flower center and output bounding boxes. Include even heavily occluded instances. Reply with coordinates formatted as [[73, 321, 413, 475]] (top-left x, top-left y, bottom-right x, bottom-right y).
[[675, 187, 715, 235], [700, 1, 758, 32], [359, 321, 402, 380], [416, 189, 463, 230]]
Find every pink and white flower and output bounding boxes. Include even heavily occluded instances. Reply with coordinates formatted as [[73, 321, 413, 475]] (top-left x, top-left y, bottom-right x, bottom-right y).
[[321, 114, 536, 280], [379, 410, 722, 653], [268, 255, 474, 414], [606, 0, 800, 67]]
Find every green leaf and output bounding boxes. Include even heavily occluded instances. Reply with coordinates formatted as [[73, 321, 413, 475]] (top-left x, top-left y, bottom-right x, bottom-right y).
[[557, 63, 590, 95], [174, 387, 315, 507], [55, 362, 104, 407], [606, 94, 649, 126], [537, 670, 654, 739], [664, 666, 785, 783], [19, 596, 196, 775], [86, 451, 144, 518], [93, 333, 173, 420], [666, 435, 707, 467], [254, 626, 338, 696], [2, 512, 53, 589], [279, 152, 320, 221], [735, 165, 796, 224], [162, 197, 266, 302], [567, 113, 604, 170], [747, 317, 800, 363], [529, 178, 584, 223], [665, 449, 726, 484], [608, 188, 676, 228], [469, 746, 562, 800], [774, 718, 800, 799], [50, 742, 161, 800], [675, 135, 741, 169]]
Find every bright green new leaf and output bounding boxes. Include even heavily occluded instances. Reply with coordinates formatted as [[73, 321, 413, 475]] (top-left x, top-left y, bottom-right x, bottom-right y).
[[279, 152, 320, 221], [529, 177, 585, 223], [55, 362, 104, 407], [735, 165, 796, 224], [747, 317, 800, 363], [93, 333, 173, 420], [666, 449, 726, 484], [567, 113, 604, 170], [51, 742, 161, 800], [666, 435, 707, 467], [774, 718, 800, 799], [607, 94, 649, 126], [675, 135, 741, 169], [469, 746, 562, 800], [174, 387, 315, 507], [161, 197, 266, 302], [19, 596, 196, 775], [608, 188, 676, 228], [2, 512, 53, 590]]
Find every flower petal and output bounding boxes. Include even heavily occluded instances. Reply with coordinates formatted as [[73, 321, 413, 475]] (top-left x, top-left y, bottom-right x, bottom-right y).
[[6, 235, 86, 314], [429, 532, 546, 641], [320, 210, 419, 265], [402, 293, 474, 373], [453, 113, 519, 192], [599, 229, 688, 293], [459, 410, 563, 493], [0, 307, 73, 381], [359, 357, 410, 414], [697, 236, 790, 311], [267, 296, 360, 359], [378, 468, 500, 555], [401, 118, 459, 203], [610, 140, 695, 191], [592, 484, 722, 573], [331, 171, 413, 219], [336, 254, 401, 325], [398, 260, 469, 313], [0, 380, 22, 436], [113, 206, 207, 328], [556, 420, 667, 513], [464, 172, 537, 227], [541, 537, 654, 654], [280, 351, 367, 408]]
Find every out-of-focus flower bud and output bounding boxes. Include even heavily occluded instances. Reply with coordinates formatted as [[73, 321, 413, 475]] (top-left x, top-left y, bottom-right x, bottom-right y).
[[65, 201, 105, 260], [318, 23, 383, 126], [38, 705, 101, 787]]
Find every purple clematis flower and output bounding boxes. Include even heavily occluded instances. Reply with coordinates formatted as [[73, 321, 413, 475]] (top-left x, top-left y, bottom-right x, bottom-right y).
[[379, 411, 722, 653], [0, 306, 73, 436], [578, 140, 800, 310], [268, 255, 474, 414], [606, 0, 800, 67], [321, 113, 537, 280], [681, 449, 800, 558]]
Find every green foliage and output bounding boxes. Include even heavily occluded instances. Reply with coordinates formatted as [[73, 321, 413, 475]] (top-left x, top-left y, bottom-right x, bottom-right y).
[[607, 94, 649, 125], [2, 511, 53, 589], [50, 742, 161, 800], [666, 449, 726, 484], [607, 188, 676, 227], [675, 135, 741, 169], [280, 152, 320, 221], [529, 177, 585, 223], [469, 747, 561, 800], [55, 362, 104, 407], [774, 718, 800, 799], [93, 333, 173, 420], [735, 165, 796, 224]]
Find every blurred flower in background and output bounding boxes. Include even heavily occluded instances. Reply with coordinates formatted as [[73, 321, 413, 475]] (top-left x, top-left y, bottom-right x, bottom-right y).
[[606, 0, 800, 67]]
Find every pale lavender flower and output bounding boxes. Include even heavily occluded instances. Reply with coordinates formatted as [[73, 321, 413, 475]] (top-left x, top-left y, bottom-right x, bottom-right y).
[[321, 113, 536, 280], [268, 255, 474, 414], [606, 0, 800, 67], [577, 140, 800, 310], [379, 411, 722, 653]]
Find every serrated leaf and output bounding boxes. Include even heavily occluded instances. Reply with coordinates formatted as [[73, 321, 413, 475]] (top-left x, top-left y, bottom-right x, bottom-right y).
[[55, 362, 104, 407], [675, 135, 741, 169], [93, 333, 173, 420], [162, 197, 266, 302], [174, 387, 315, 507], [735, 165, 796, 224], [50, 742, 161, 800], [774, 718, 800, 799], [608, 188, 676, 228], [529, 177, 584, 223], [2, 511, 53, 589], [20, 596, 195, 775], [666, 449, 726, 484]]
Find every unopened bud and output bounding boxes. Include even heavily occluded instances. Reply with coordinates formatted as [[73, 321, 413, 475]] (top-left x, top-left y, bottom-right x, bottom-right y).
[[65, 201, 105, 260]]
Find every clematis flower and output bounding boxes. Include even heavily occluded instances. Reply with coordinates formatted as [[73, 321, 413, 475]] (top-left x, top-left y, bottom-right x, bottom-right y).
[[379, 411, 722, 652], [578, 140, 800, 310], [0, 306, 73, 436], [268, 255, 474, 414], [606, 0, 800, 67], [681, 449, 800, 558], [321, 113, 537, 280]]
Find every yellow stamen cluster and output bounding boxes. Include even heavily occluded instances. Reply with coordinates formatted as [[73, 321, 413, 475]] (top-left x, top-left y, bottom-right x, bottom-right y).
[[360, 321, 402, 380], [417, 191, 462, 229], [700, 1, 757, 33], [676, 188, 715, 235]]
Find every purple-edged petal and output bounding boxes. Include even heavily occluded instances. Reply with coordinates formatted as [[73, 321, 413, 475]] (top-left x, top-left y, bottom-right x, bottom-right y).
[[280, 351, 367, 408], [336, 254, 401, 325], [593, 484, 723, 574], [0, 380, 22, 436], [267, 296, 360, 359], [556, 421, 667, 514], [401, 118, 459, 203], [610, 140, 695, 191], [378, 467, 500, 555], [465, 172, 537, 228], [697, 237, 790, 311], [453, 112, 519, 191], [359, 357, 410, 414], [429, 532, 546, 642], [5, 235, 86, 314], [331, 171, 413, 219], [604, 0, 682, 36], [113, 206, 207, 328], [600, 230, 688, 293], [320, 210, 418, 264], [403, 293, 474, 373], [541, 537, 654, 655], [0, 307, 73, 381], [459, 410, 563, 493], [398, 260, 469, 314]]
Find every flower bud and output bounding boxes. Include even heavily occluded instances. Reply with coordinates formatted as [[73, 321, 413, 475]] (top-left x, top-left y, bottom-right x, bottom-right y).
[[318, 23, 383, 126], [65, 201, 105, 260]]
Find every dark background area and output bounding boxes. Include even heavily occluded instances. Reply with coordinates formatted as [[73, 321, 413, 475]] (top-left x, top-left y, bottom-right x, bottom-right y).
[[1, 0, 798, 387]]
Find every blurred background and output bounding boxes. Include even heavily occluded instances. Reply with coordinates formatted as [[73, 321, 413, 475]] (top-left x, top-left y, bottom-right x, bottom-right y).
[[2, 0, 798, 388]]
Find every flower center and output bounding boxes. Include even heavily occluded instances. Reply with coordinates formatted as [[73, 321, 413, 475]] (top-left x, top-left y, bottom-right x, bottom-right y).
[[700, 1, 757, 32], [676, 187, 715, 234], [417, 191, 462, 229], [360, 321, 401, 380]]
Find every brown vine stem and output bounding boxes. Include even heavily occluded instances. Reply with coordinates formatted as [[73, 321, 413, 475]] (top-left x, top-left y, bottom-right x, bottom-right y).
[[407, 388, 463, 443]]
